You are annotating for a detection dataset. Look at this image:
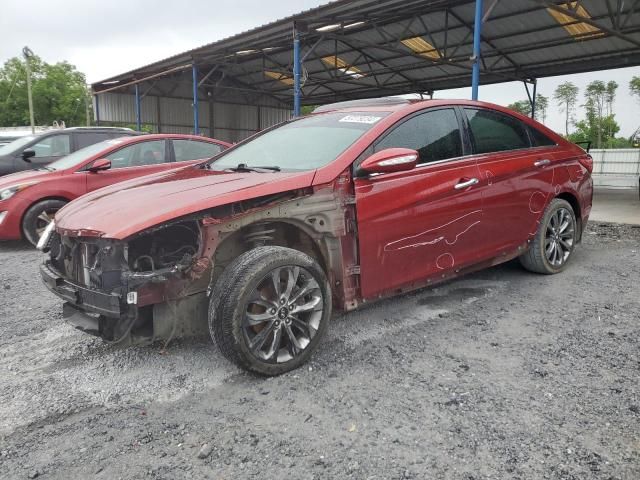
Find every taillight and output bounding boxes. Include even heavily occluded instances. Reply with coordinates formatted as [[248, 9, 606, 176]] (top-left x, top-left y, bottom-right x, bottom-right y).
[[579, 154, 593, 173]]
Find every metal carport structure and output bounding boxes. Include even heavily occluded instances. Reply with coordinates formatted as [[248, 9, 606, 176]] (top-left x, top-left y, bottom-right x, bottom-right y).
[[92, 0, 640, 142]]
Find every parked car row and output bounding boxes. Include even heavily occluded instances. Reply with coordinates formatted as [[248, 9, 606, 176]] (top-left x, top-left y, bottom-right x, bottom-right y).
[[0, 127, 141, 176], [1, 99, 594, 376], [0, 132, 230, 245]]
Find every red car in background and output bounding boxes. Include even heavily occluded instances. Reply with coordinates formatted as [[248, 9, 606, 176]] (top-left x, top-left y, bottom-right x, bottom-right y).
[[0, 134, 230, 245]]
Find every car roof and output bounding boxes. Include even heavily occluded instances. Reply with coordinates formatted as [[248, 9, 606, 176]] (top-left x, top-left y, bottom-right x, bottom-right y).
[[313, 98, 523, 115], [102, 133, 231, 146]]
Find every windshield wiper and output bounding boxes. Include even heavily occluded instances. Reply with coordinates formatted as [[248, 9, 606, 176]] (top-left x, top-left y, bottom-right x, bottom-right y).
[[226, 163, 281, 173]]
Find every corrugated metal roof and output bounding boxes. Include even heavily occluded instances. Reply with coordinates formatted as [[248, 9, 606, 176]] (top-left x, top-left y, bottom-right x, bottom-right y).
[[92, 0, 640, 106]]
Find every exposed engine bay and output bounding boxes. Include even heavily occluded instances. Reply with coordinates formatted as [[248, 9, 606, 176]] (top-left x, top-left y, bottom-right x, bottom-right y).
[[40, 182, 357, 346]]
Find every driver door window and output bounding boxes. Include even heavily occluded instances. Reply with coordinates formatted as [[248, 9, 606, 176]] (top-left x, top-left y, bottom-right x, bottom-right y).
[[105, 140, 167, 169], [32, 134, 71, 159], [375, 109, 463, 165]]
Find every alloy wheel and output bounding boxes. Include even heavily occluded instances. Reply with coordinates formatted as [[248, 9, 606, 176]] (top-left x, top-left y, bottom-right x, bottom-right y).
[[242, 265, 324, 363], [545, 207, 575, 267], [35, 210, 57, 237]]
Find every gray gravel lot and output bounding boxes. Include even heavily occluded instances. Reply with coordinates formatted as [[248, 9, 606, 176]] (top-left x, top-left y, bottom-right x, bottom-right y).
[[0, 222, 638, 479]]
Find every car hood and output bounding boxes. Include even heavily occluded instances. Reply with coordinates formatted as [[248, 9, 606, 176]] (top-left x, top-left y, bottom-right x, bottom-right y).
[[55, 166, 316, 239], [0, 169, 61, 189]]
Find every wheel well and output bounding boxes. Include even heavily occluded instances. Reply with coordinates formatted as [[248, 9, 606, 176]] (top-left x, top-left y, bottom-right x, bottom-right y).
[[556, 192, 581, 220], [212, 221, 328, 285], [555, 192, 582, 241], [20, 196, 70, 233]]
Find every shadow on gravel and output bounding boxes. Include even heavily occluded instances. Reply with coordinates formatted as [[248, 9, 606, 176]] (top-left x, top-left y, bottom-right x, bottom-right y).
[[0, 240, 32, 252]]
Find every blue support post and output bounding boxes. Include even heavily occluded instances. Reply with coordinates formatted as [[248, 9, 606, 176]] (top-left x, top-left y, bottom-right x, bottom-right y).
[[94, 95, 100, 126], [293, 27, 301, 117], [192, 64, 199, 135], [471, 0, 484, 101], [134, 83, 141, 131]]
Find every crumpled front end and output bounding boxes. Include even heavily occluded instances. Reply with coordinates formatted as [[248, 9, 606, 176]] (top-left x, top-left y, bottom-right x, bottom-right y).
[[40, 220, 208, 344]]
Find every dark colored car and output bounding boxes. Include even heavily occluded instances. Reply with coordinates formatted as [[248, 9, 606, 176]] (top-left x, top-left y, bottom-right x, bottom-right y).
[[0, 127, 139, 176], [40, 98, 593, 376], [0, 134, 230, 245]]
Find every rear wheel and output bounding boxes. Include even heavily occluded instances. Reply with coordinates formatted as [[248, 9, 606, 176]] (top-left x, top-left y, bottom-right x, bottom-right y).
[[520, 198, 577, 274], [209, 246, 331, 376], [22, 199, 66, 246]]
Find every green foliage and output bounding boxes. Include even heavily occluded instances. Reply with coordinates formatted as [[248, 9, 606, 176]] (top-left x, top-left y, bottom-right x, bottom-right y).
[[630, 76, 640, 103], [535, 94, 549, 123], [553, 81, 579, 136], [567, 115, 623, 148], [300, 105, 317, 115], [507, 95, 549, 123], [507, 100, 531, 117], [584, 80, 618, 149], [0, 55, 90, 127]]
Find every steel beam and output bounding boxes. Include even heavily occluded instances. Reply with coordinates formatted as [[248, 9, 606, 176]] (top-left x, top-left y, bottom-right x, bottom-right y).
[[472, 0, 484, 100], [94, 95, 100, 126], [293, 25, 302, 117], [134, 83, 141, 131], [192, 64, 200, 135]]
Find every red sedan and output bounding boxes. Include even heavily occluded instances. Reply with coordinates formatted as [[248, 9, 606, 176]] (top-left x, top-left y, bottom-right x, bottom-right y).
[[41, 99, 592, 375], [0, 134, 230, 245]]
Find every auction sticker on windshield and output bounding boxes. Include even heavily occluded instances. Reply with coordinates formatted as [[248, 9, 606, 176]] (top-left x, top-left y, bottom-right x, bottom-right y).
[[339, 115, 382, 124]]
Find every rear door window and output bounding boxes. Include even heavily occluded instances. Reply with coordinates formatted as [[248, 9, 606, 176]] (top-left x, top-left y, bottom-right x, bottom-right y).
[[173, 139, 224, 162], [464, 108, 530, 154], [375, 108, 463, 165]]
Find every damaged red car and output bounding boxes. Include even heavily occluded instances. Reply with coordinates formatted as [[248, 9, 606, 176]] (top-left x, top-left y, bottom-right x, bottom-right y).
[[39, 99, 593, 375]]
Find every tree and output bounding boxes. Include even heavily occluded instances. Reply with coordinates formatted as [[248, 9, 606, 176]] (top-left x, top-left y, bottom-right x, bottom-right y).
[[584, 80, 607, 148], [507, 100, 531, 117], [568, 115, 621, 147], [604, 81, 618, 147], [535, 94, 549, 123], [554, 81, 579, 136], [0, 55, 90, 127], [630, 76, 640, 103]]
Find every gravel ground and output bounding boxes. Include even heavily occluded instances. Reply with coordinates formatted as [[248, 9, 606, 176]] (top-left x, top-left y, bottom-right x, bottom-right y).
[[0, 222, 638, 480]]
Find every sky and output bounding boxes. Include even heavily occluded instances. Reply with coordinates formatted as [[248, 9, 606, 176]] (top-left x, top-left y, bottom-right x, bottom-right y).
[[2, 0, 639, 136]]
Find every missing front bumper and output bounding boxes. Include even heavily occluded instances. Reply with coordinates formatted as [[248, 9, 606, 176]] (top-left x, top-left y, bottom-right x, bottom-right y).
[[40, 261, 123, 318]]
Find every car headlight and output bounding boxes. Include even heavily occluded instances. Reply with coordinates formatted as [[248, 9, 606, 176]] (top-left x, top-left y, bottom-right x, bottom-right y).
[[0, 182, 37, 201]]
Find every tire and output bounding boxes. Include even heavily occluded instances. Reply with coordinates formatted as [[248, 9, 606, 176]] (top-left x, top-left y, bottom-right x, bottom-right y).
[[22, 199, 66, 247], [209, 246, 331, 376], [520, 198, 577, 274]]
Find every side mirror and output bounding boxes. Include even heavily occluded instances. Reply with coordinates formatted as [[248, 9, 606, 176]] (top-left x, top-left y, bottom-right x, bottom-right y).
[[22, 149, 36, 162], [359, 148, 418, 175], [88, 158, 111, 173]]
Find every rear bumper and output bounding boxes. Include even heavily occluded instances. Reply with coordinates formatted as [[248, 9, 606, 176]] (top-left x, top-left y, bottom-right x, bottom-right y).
[[40, 261, 123, 318]]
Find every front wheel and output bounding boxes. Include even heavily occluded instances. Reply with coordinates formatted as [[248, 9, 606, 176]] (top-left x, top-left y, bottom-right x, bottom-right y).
[[22, 199, 66, 247], [520, 198, 577, 274], [210, 246, 331, 376]]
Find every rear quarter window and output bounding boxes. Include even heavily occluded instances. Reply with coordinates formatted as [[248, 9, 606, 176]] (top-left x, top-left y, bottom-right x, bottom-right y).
[[529, 127, 557, 147]]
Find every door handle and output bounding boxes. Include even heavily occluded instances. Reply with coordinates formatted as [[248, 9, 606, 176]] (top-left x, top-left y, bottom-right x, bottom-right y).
[[534, 159, 551, 167], [454, 178, 479, 190]]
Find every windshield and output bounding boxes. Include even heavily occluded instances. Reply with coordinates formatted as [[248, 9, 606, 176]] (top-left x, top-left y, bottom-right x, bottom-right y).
[[47, 138, 126, 170], [0, 135, 38, 155], [210, 111, 389, 171]]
